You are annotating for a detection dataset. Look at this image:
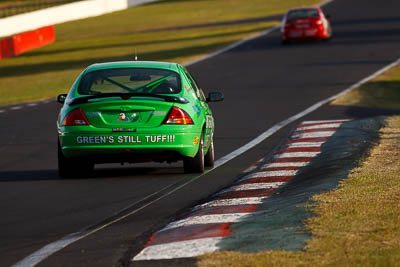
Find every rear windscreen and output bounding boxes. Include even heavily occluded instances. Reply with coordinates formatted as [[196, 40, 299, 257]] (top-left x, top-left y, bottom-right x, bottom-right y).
[[287, 9, 319, 19], [78, 68, 181, 95]]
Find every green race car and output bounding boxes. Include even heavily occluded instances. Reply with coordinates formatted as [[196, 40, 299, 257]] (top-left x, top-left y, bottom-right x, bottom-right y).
[[57, 61, 223, 178]]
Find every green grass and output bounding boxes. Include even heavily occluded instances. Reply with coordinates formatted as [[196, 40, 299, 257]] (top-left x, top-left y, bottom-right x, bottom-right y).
[[198, 115, 400, 267], [198, 56, 400, 267], [332, 64, 400, 110], [0, 0, 321, 105]]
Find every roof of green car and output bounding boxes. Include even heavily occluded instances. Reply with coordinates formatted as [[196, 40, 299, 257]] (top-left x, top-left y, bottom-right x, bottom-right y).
[[84, 61, 181, 73]]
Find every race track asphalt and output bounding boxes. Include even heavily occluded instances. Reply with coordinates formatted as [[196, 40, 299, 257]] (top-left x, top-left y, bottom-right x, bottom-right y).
[[0, 0, 400, 266]]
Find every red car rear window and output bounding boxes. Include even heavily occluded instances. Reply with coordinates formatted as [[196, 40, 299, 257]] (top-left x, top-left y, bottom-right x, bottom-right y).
[[287, 9, 320, 20]]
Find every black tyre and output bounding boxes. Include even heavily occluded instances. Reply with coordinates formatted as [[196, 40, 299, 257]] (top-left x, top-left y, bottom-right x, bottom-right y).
[[183, 133, 205, 173], [58, 141, 93, 178], [204, 139, 214, 168]]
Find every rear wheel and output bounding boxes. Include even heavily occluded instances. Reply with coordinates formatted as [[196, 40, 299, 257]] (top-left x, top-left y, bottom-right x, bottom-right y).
[[184, 132, 205, 173], [58, 141, 93, 178], [204, 139, 214, 168]]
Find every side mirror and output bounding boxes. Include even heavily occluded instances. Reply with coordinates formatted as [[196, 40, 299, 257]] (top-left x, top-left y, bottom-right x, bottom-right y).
[[206, 92, 224, 102], [57, 94, 67, 104]]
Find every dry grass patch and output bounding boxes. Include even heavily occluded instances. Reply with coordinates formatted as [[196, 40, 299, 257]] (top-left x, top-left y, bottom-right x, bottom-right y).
[[199, 117, 400, 266], [332, 64, 400, 110]]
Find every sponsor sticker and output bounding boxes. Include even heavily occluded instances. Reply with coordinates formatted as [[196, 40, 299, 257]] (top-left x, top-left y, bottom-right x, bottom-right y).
[[193, 136, 199, 145], [76, 135, 176, 144]]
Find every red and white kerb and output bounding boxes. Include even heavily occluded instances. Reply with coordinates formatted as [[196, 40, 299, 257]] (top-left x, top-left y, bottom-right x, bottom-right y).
[[133, 119, 349, 261]]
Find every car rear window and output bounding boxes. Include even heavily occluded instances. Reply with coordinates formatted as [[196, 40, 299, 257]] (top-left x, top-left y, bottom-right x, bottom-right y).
[[78, 68, 181, 95], [287, 9, 320, 19]]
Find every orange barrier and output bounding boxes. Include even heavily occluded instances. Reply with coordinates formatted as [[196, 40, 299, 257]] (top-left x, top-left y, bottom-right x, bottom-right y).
[[0, 25, 55, 59]]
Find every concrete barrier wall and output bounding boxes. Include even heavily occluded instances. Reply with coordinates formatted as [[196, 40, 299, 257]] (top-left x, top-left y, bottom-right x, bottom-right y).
[[0, 26, 55, 59], [0, 0, 159, 38]]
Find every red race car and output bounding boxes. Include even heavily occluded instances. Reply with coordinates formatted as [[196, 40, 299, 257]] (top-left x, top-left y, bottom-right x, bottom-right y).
[[281, 7, 332, 44]]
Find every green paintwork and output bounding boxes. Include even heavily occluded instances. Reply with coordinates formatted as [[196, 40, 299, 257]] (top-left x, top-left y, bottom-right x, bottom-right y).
[[57, 61, 216, 165]]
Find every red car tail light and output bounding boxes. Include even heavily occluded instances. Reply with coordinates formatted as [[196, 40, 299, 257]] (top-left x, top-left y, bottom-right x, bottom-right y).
[[316, 19, 323, 25], [62, 108, 90, 126], [163, 107, 194, 125], [284, 21, 293, 28]]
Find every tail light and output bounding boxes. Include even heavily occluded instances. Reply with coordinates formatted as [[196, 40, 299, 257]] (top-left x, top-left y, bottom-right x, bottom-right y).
[[62, 108, 90, 126], [316, 20, 323, 25], [163, 107, 194, 125], [284, 21, 293, 28]]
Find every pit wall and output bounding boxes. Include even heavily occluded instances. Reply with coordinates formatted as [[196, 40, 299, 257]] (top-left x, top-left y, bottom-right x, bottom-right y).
[[0, 26, 55, 59], [0, 0, 159, 38], [0, 0, 159, 59]]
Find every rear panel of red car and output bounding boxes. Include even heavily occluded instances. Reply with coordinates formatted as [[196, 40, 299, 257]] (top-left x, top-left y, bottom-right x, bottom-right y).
[[282, 8, 328, 40]]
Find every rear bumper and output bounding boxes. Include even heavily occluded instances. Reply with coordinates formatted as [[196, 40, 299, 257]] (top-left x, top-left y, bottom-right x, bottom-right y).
[[59, 131, 201, 162], [282, 28, 328, 40]]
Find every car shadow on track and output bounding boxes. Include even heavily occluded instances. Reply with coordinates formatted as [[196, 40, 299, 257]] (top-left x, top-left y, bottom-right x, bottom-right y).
[[0, 165, 185, 182]]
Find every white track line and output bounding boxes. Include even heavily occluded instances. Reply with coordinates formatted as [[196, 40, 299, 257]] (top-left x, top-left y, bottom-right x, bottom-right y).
[[262, 162, 309, 168], [185, 0, 335, 67], [296, 123, 342, 131], [240, 170, 298, 181], [212, 54, 400, 169], [286, 142, 324, 148], [195, 197, 266, 209], [218, 182, 286, 194], [160, 213, 255, 232], [243, 165, 258, 173], [133, 237, 224, 260], [15, 7, 400, 267], [273, 152, 320, 159], [301, 119, 349, 124], [291, 131, 336, 139]]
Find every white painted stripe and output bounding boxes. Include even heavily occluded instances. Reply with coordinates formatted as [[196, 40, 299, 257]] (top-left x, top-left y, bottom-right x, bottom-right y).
[[291, 131, 335, 139], [296, 123, 342, 131], [256, 158, 266, 163], [243, 165, 258, 173], [273, 152, 320, 159], [0, 109, 5, 113], [11, 106, 22, 110], [12, 233, 86, 267], [186, 27, 280, 66], [11, 171, 215, 267], [160, 213, 254, 232], [195, 197, 265, 209], [242, 157, 265, 173], [27, 103, 38, 107], [133, 237, 224, 260], [18, 4, 400, 267], [286, 142, 323, 148], [262, 162, 309, 168], [218, 182, 285, 195], [185, 0, 334, 67], [301, 119, 350, 125], [241, 170, 298, 180]]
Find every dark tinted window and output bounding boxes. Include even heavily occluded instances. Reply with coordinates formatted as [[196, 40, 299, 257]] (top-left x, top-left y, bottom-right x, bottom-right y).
[[183, 68, 206, 101], [287, 9, 319, 19], [78, 68, 181, 95]]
